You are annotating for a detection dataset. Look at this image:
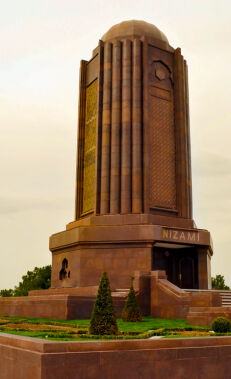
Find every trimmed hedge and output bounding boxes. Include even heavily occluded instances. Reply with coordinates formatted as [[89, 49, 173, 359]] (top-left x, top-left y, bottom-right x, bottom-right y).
[[89, 271, 118, 335], [122, 277, 142, 322], [211, 317, 231, 333]]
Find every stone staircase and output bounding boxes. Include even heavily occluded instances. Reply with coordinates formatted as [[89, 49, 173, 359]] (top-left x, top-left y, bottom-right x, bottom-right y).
[[184, 289, 231, 326], [185, 289, 231, 307], [219, 291, 231, 306], [187, 306, 231, 326]]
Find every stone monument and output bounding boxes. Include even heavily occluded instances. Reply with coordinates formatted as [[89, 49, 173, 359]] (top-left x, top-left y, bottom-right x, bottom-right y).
[[3, 20, 225, 324], [50, 20, 212, 291]]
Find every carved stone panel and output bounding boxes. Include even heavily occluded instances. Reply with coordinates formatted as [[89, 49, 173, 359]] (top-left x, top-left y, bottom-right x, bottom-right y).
[[148, 46, 176, 210]]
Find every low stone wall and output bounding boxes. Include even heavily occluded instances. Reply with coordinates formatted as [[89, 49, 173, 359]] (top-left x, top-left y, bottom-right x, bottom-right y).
[[0, 294, 125, 320], [28, 286, 99, 297], [1, 333, 231, 378], [187, 306, 231, 326]]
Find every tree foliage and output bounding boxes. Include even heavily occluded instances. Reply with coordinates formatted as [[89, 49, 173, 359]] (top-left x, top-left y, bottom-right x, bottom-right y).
[[122, 276, 142, 322], [89, 271, 118, 335], [0, 289, 14, 297], [0, 265, 51, 297], [212, 274, 230, 290]]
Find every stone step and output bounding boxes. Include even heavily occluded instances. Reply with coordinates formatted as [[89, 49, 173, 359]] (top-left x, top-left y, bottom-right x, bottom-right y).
[[221, 298, 231, 301], [114, 289, 129, 292], [185, 289, 231, 307], [111, 289, 129, 297], [219, 292, 231, 307], [218, 290, 231, 295], [188, 306, 231, 313]]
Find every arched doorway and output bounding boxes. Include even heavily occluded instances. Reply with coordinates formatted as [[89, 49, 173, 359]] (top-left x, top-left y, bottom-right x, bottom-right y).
[[179, 257, 194, 289]]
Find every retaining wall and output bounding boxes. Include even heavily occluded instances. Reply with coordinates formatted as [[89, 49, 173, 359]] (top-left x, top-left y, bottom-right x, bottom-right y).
[[1, 333, 231, 378]]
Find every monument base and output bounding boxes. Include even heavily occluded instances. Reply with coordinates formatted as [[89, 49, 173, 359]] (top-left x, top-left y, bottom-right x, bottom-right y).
[[50, 214, 212, 290]]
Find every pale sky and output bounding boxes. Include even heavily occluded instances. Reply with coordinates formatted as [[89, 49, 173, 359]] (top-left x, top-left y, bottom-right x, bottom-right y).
[[1, 0, 231, 289]]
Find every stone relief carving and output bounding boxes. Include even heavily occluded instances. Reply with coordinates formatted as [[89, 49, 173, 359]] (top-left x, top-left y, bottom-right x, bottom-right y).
[[59, 258, 70, 280], [149, 60, 173, 101]]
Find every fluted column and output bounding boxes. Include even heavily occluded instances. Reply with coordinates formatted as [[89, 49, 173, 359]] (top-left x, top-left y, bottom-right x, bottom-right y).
[[174, 48, 190, 218], [132, 39, 142, 213], [110, 41, 121, 214], [184, 59, 192, 218], [121, 40, 132, 213], [100, 42, 112, 214]]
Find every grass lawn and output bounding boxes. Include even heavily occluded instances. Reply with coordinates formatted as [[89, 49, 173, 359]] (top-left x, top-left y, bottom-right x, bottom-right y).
[[0, 315, 191, 329], [117, 317, 190, 332], [0, 315, 212, 341]]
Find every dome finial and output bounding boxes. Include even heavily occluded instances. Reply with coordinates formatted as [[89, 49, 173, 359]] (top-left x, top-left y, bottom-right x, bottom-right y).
[[101, 20, 168, 44]]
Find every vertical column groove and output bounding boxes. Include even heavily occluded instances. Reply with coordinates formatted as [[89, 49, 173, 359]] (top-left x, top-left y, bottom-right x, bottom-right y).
[[100, 42, 112, 214], [75, 60, 87, 219], [132, 39, 142, 213], [184, 59, 192, 218], [95, 41, 104, 215], [121, 40, 132, 213], [110, 41, 122, 214], [174, 48, 189, 218]]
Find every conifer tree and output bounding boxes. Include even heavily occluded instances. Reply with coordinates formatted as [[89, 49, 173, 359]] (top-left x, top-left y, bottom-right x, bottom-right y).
[[89, 271, 118, 335], [122, 276, 142, 322]]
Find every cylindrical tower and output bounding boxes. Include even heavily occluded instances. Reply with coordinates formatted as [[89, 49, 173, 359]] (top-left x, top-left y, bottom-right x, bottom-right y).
[[50, 21, 213, 291], [75, 20, 192, 220]]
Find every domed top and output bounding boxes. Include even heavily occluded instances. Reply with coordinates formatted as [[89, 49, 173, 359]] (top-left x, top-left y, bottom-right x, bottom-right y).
[[101, 20, 169, 44]]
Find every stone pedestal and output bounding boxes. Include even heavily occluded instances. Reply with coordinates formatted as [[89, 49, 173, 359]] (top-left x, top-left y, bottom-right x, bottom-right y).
[[50, 214, 212, 290]]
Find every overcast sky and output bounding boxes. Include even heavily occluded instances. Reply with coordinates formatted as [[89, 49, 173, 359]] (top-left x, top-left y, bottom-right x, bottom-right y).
[[1, 0, 231, 289]]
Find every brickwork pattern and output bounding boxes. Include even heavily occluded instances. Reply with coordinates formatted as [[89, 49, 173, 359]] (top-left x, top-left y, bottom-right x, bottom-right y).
[[150, 95, 176, 209]]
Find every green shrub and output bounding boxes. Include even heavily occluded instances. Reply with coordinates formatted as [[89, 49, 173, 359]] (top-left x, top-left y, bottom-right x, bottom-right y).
[[211, 317, 231, 333], [212, 274, 230, 290], [122, 276, 142, 322], [89, 271, 118, 335], [78, 329, 87, 335]]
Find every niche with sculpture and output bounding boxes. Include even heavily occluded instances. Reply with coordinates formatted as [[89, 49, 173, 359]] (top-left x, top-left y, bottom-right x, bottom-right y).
[[59, 258, 70, 280]]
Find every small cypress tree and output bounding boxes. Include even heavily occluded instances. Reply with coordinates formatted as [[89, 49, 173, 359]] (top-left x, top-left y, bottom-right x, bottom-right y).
[[122, 276, 142, 322], [89, 271, 118, 335]]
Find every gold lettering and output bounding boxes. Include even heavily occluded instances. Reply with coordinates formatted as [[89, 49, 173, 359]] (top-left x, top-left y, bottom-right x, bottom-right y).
[[162, 229, 169, 239], [173, 231, 178, 239], [187, 232, 195, 241], [162, 229, 201, 242]]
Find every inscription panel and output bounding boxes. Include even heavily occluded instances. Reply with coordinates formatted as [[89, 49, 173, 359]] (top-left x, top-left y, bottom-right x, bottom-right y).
[[82, 79, 98, 215], [162, 227, 200, 243]]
